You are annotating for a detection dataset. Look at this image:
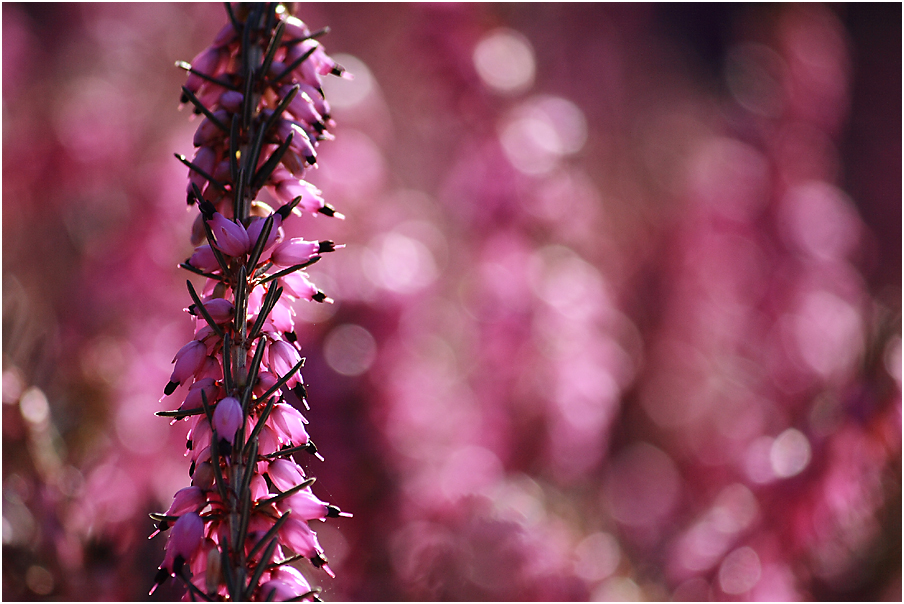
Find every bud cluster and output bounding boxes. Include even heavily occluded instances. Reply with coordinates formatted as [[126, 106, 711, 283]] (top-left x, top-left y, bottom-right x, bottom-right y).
[[150, 4, 349, 601]]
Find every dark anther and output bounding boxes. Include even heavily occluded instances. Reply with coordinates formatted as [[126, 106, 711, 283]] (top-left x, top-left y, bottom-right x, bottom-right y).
[[219, 438, 232, 457], [165, 381, 179, 396], [173, 555, 186, 576], [157, 519, 171, 532], [304, 441, 319, 456], [292, 382, 307, 400], [310, 553, 329, 569], [317, 204, 338, 217], [189, 460, 196, 477], [312, 292, 327, 303], [317, 240, 337, 253], [186, 437, 193, 451], [153, 567, 170, 586], [180, 91, 190, 105], [326, 505, 342, 518], [198, 199, 217, 220], [285, 331, 298, 343]]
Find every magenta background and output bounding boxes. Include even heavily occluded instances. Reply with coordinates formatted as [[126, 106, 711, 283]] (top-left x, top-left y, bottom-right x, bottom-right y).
[[3, 3, 901, 601]]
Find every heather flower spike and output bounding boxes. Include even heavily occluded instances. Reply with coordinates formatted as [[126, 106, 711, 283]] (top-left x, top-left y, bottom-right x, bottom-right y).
[[153, 4, 348, 600]]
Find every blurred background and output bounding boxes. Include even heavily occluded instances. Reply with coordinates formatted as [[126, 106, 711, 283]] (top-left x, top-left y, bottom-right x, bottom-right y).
[[2, 3, 901, 601]]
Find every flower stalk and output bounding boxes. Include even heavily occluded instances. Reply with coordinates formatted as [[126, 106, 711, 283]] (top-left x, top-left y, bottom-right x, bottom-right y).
[[150, 4, 349, 600]]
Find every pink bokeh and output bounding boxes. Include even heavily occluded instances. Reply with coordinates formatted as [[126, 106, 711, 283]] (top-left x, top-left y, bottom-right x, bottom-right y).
[[3, 3, 900, 601]]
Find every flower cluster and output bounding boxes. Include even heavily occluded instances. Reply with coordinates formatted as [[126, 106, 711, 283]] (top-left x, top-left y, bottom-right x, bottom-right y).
[[150, 4, 349, 601]]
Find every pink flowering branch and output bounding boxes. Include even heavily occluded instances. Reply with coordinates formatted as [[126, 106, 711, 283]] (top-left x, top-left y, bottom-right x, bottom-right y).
[[149, 4, 350, 601]]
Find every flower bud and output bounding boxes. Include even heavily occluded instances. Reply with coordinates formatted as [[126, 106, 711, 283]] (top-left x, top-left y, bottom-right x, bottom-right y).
[[191, 298, 234, 324], [166, 486, 207, 517], [213, 397, 242, 442], [161, 512, 205, 573], [192, 109, 230, 147], [188, 245, 220, 272], [170, 340, 207, 388]]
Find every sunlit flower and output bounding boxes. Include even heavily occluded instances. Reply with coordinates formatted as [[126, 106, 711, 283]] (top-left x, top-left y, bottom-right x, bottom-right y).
[[152, 5, 347, 599]]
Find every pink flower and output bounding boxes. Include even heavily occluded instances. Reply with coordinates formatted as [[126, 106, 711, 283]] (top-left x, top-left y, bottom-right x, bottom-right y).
[[207, 212, 251, 257], [270, 169, 326, 214], [218, 90, 243, 112], [157, 6, 347, 598], [270, 403, 310, 446], [260, 567, 313, 602], [181, 378, 219, 411], [188, 417, 212, 461], [188, 244, 220, 272], [263, 298, 296, 334], [267, 458, 306, 491], [277, 487, 329, 521], [267, 340, 303, 388], [187, 146, 217, 193], [161, 512, 205, 572], [269, 237, 321, 267], [246, 214, 282, 254], [190, 298, 234, 324], [184, 46, 225, 93], [168, 340, 207, 392], [279, 515, 323, 559], [280, 271, 325, 302], [213, 396, 242, 442], [191, 459, 215, 491], [192, 108, 230, 147], [165, 486, 206, 517]]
